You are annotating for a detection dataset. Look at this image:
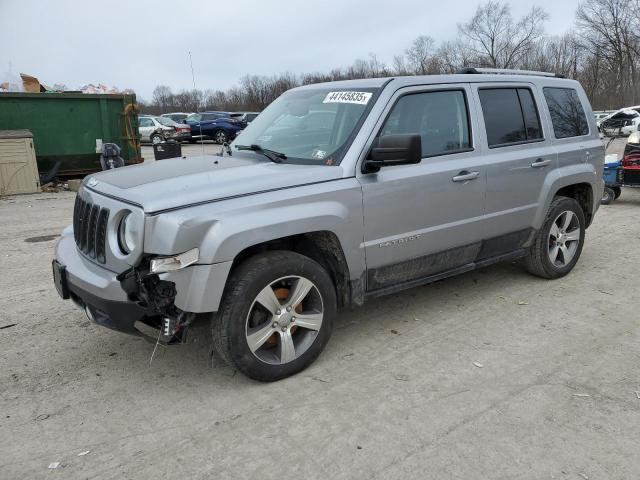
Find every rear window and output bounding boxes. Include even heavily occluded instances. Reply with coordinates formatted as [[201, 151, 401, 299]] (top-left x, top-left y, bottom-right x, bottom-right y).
[[543, 87, 589, 138], [478, 88, 543, 147]]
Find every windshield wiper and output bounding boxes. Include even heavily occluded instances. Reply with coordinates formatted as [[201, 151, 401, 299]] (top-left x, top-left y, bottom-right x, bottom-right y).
[[235, 144, 287, 163]]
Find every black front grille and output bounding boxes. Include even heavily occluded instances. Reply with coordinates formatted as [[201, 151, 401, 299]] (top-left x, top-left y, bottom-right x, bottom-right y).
[[73, 195, 110, 263]]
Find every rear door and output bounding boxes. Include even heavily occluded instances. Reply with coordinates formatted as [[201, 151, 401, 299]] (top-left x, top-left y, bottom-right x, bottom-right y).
[[201, 113, 223, 137], [472, 83, 556, 254], [358, 84, 488, 292]]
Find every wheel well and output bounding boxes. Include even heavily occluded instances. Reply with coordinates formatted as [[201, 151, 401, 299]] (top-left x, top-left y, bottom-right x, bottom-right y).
[[231, 231, 351, 308], [555, 183, 593, 226]]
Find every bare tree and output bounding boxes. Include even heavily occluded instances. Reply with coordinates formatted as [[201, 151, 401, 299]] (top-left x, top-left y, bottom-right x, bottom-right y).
[[459, 1, 548, 68], [151, 85, 173, 113], [139, 0, 640, 116], [576, 0, 640, 106], [404, 36, 437, 74]]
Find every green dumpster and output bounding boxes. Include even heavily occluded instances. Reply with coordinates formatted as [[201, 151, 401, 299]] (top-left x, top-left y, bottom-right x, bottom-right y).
[[0, 92, 141, 178]]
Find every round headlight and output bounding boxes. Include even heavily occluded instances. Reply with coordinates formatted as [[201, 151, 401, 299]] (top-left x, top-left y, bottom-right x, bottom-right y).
[[118, 212, 138, 254]]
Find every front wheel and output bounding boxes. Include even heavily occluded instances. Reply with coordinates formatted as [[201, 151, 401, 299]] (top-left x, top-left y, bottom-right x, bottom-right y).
[[213, 130, 228, 144], [212, 251, 336, 381], [524, 196, 585, 279]]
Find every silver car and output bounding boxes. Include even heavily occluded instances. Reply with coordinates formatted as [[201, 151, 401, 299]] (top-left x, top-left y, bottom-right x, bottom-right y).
[[54, 69, 604, 381], [138, 115, 191, 144]]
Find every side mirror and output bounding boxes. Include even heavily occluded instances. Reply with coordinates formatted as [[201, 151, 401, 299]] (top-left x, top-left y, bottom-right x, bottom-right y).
[[362, 134, 422, 173]]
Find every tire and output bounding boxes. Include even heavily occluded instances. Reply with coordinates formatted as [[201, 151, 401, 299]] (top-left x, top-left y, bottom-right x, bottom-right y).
[[524, 196, 585, 279], [613, 186, 622, 199], [601, 187, 615, 205], [212, 251, 336, 381], [150, 133, 163, 145], [188, 138, 197, 144], [213, 130, 228, 144]]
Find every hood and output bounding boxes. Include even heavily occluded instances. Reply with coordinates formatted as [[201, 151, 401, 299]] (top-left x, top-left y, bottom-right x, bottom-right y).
[[85, 155, 345, 213]]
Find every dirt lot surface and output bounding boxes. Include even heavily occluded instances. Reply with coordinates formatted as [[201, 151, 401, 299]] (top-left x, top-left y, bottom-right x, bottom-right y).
[[2, 161, 640, 478]]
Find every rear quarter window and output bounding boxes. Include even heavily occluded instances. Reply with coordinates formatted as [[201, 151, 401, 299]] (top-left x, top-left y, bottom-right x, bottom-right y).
[[543, 87, 589, 138]]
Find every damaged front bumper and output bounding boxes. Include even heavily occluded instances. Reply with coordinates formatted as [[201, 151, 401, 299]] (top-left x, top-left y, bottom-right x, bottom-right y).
[[53, 229, 194, 344]]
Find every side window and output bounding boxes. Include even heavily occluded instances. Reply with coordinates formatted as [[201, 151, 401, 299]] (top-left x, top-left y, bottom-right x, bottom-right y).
[[381, 90, 471, 158], [478, 88, 543, 147], [139, 118, 152, 127], [518, 88, 543, 140], [543, 87, 589, 138]]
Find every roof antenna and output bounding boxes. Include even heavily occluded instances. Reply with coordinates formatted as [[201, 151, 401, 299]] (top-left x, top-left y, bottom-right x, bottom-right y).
[[189, 51, 205, 158]]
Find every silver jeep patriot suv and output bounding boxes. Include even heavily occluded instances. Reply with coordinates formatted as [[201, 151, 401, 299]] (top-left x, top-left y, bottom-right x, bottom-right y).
[[53, 68, 604, 381]]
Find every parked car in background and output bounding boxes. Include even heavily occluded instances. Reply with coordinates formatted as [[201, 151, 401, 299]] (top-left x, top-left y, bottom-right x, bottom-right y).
[[161, 112, 192, 123], [138, 115, 191, 144], [230, 112, 260, 124], [594, 111, 615, 129], [600, 107, 640, 136], [184, 111, 244, 144]]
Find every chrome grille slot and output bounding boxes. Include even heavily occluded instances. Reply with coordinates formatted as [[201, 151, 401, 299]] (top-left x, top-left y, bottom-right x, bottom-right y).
[[95, 208, 110, 263], [72, 194, 110, 264], [86, 204, 100, 257]]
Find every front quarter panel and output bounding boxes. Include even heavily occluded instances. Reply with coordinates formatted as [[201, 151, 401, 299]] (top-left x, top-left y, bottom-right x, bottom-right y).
[[143, 178, 366, 312]]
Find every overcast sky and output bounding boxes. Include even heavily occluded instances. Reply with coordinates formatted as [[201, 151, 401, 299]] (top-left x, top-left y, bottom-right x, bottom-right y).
[[0, 0, 581, 101]]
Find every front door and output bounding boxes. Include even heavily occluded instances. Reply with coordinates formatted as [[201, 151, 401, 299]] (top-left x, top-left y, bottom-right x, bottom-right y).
[[358, 84, 488, 292]]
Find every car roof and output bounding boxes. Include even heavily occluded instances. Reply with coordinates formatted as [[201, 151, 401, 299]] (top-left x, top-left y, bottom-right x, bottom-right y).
[[290, 73, 581, 92]]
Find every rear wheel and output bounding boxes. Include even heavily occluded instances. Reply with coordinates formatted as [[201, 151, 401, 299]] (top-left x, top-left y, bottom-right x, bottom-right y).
[[150, 133, 163, 145], [212, 251, 336, 381], [613, 186, 622, 199], [213, 130, 228, 144], [524, 196, 585, 279], [601, 187, 615, 205]]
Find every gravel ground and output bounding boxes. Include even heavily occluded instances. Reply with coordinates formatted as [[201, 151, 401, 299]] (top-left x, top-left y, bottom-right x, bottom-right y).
[[1, 145, 640, 479]]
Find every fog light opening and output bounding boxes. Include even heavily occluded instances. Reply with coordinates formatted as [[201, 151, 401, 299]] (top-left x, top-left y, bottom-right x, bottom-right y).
[[84, 305, 95, 322]]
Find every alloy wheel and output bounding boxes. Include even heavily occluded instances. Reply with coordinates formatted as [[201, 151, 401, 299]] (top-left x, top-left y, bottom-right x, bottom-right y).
[[547, 210, 581, 267], [245, 276, 324, 365], [215, 131, 227, 144]]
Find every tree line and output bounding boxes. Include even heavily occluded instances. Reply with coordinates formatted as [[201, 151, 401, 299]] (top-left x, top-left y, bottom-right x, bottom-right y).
[[141, 0, 640, 115]]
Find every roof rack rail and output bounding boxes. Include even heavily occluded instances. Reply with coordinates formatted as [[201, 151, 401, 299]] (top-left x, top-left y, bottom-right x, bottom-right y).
[[457, 67, 565, 79]]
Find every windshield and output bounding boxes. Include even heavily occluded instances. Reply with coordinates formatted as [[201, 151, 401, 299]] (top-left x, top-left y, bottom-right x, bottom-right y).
[[231, 87, 378, 164]]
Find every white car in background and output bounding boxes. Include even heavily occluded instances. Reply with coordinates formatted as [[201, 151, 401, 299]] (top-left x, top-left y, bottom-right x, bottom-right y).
[[600, 107, 640, 136], [138, 115, 191, 144], [594, 111, 615, 129]]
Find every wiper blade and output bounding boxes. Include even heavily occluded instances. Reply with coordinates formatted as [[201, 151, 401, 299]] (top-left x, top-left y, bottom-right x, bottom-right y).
[[235, 144, 287, 163]]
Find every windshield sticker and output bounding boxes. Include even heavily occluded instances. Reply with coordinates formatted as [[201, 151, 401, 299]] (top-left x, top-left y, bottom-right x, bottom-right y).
[[312, 149, 327, 159], [323, 91, 372, 105]]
